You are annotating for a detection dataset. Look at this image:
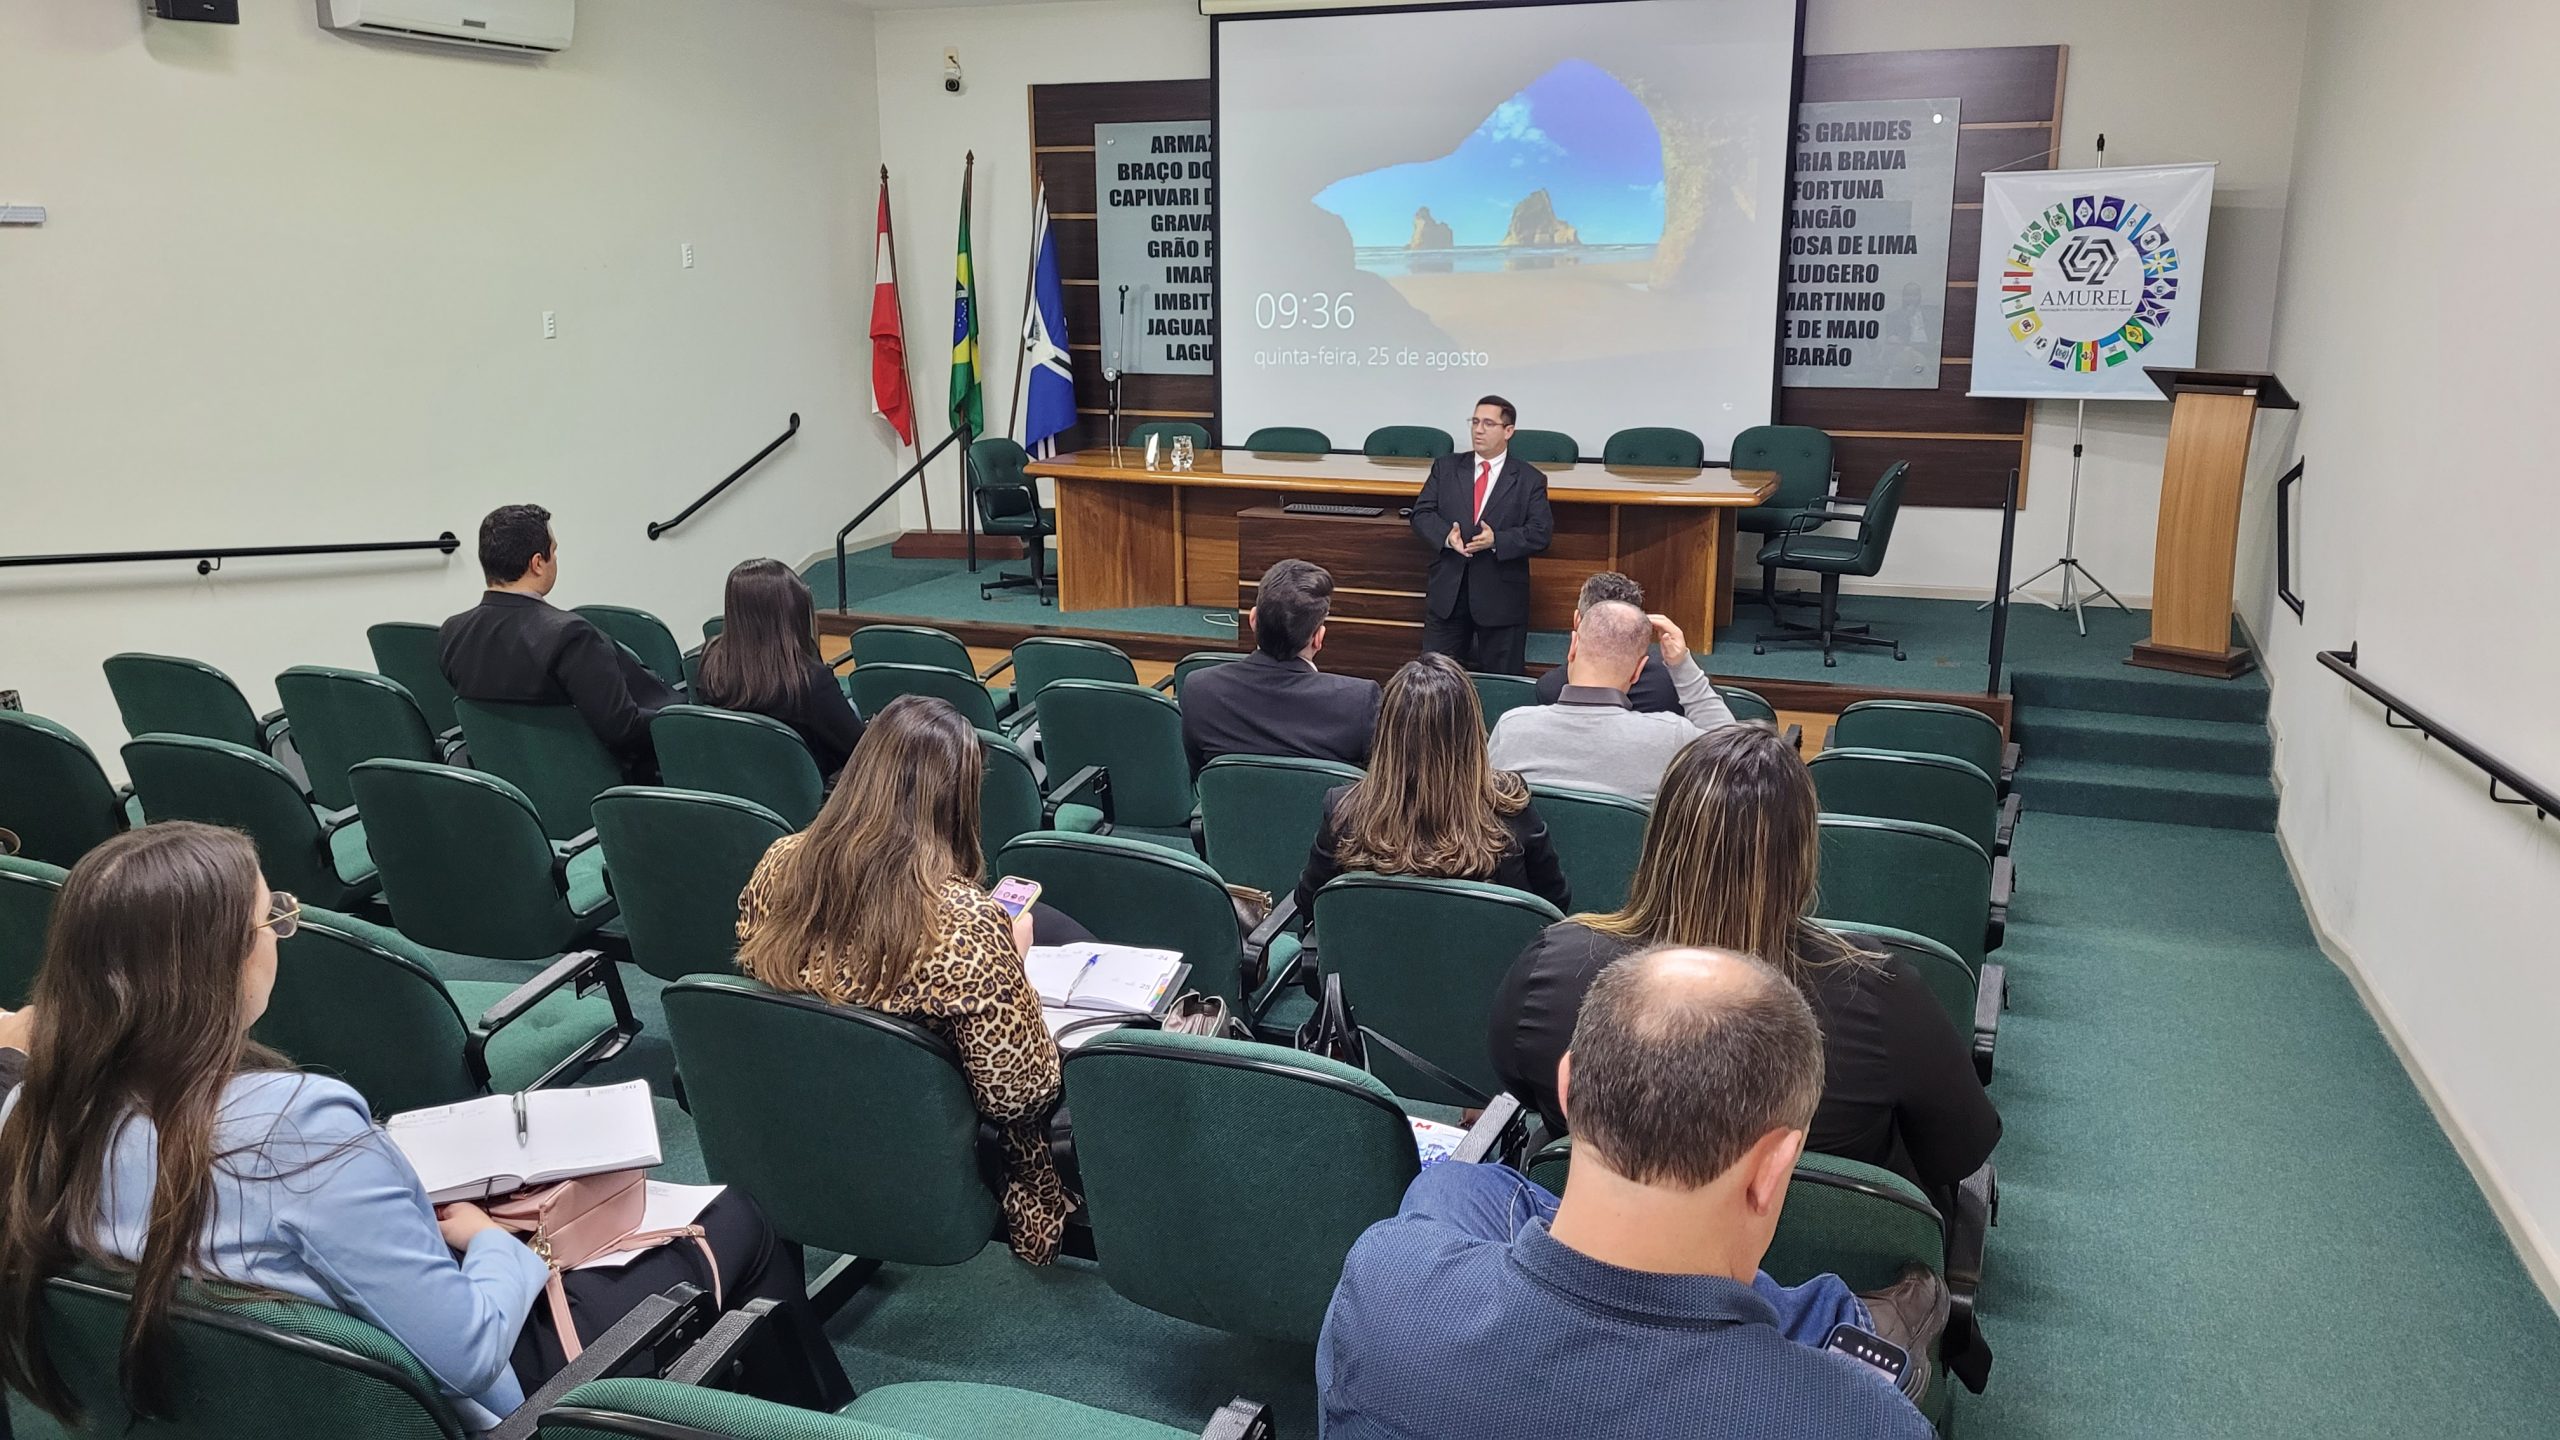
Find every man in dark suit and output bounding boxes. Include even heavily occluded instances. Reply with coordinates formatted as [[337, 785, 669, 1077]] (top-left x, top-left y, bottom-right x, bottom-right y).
[[1181, 558, 1382, 773], [439, 504, 677, 780], [1411, 395, 1553, 675], [1532, 571, 1683, 713]]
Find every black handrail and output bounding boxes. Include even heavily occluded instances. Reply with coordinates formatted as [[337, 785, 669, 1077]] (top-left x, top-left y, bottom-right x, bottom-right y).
[[647, 413, 800, 540], [832, 424, 973, 612], [2320, 644, 2554, 821], [0, 533, 458, 577], [2276, 458, 2305, 620], [1985, 466, 2021, 696]]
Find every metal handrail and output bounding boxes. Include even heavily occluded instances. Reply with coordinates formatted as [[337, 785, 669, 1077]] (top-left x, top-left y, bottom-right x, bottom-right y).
[[647, 412, 800, 540], [0, 534, 458, 576], [2276, 458, 2305, 620], [1985, 466, 2021, 696], [831, 424, 973, 612], [2320, 644, 2553, 821]]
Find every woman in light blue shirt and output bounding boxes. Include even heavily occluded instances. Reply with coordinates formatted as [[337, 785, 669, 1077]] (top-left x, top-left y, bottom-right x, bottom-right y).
[[0, 822, 550, 1432]]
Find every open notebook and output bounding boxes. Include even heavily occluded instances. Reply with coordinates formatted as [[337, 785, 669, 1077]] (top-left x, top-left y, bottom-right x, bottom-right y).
[[1025, 944, 1189, 1047], [385, 1079, 663, 1205]]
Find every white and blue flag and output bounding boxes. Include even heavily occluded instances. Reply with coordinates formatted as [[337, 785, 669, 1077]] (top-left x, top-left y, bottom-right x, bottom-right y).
[[1022, 183, 1076, 459]]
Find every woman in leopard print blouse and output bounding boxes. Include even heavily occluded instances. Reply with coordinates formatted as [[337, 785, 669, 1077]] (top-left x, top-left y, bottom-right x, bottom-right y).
[[734, 695, 1071, 1263]]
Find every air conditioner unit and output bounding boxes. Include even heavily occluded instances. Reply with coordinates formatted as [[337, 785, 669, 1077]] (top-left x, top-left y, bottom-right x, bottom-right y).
[[319, 0, 573, 55]]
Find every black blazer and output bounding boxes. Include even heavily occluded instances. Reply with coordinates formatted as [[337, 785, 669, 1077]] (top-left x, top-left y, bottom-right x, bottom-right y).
[[1408, 452, 1554, 627], [438, 593, 678, 769], [1178, 652, 1381, 774], [1532, 659, 1683, 714], [1292, 783, 1572, 919], [707, 657, 867, 783], [1488, 921, 2001, 1193]]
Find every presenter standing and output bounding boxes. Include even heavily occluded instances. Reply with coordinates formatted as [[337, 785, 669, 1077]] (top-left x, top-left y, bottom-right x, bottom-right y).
[[1412, 395, 1554, 675]]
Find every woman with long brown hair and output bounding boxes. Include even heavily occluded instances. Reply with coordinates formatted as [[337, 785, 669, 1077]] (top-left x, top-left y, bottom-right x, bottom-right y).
[[1486, 725, 1999, 1193], [1290, 653, 1571, 916], [697, 557, 866, 780], [734, 694, 1075, 1263]]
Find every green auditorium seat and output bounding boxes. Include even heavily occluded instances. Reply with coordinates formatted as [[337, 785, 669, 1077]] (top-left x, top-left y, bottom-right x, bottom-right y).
[[1832, 698, 2020, 797], [1730, 424, 1838, 617], [591, 787, 791, 983], [276, 665, 446, 813], [454, 698, 627, 843], [1196, 754, 1362, 900], [995, 832, 1249, 1011], [256, 905, 634, 1115], [1126, 420, 1211, 453], [1529, 784, 1649, 915], [0, 710, 134, 867], [1470, 671, 1538, 732], [1817, 813, 2004, 969], [102, 651, 291, 757], [1062, 1029, 1423, 1344], [662, 975, 1005, 1314], [1314, 873, 1562, 1106], [1754, 460, 1912, 667], [122, 735, 379, 914], [1601, 427, 1706, 469], [1009, 636, 1139, 718], [1241, 425, 1331, 454], [850, 623, 1018, 717], [349, 758, 616, 962], [849, 661, 1010, 734], [1362, 425, 1454, 459], [1166, 650, 1242, 702], [1507, 428, 1581, 465], [1031, 680, 1197, 850], [1825, 918, 2002, 1083], [0, 854, 66, 1007], [978, 729, 1106, 878], [651, 705, 826, 831], [538, 1375, 1247, 1440], [366, 620, 463, 739], [969, 437, 1057, 604], [574, 604, 693, 693], [1718, 685, 1779, 726], [1810, 747, 2013, 858]]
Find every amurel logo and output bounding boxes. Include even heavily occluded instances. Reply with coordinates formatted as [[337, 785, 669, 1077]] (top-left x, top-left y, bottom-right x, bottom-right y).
[[1997, 191, 2181, 373]]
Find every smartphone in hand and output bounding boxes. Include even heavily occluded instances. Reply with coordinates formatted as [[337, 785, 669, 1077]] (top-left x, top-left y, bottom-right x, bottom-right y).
[[990, 876, 1043, 918]]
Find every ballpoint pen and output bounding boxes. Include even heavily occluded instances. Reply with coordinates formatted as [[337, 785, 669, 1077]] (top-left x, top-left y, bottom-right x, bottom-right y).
[[513, 1091, 529, 1147]]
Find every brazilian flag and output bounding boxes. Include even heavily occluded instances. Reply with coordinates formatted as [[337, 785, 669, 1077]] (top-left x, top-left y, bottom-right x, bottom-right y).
[[950, 164, 984, 437]]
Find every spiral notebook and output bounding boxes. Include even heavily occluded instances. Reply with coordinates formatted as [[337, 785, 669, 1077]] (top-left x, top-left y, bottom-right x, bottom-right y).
[[385, 1080, 663, 1205]]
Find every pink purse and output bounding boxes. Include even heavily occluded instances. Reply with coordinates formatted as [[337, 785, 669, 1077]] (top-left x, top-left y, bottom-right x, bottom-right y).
[[483, 1169, 718, 1360]]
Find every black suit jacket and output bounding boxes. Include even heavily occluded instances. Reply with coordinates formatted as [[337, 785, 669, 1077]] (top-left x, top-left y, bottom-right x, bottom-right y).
[[1532, 659, 1683, 714], [1409, 452, 1554, 627], [438, 592, 678, 768], [1293, 784, 1572, 919], [706, 656, 868, 783], [1178, 651, 1381, 774]]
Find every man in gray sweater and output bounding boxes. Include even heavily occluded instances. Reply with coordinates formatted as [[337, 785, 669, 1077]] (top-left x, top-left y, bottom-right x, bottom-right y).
[[1486, 600, 1737, 803]]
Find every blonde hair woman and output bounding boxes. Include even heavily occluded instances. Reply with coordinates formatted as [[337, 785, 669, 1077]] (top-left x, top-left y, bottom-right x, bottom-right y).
[[1487, 725, 1999, 1195], [1290, 653, 1571, 917]]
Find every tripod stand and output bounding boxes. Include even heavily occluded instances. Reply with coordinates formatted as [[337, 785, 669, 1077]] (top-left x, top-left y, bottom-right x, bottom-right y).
[[1998, 399, 2129, 636]]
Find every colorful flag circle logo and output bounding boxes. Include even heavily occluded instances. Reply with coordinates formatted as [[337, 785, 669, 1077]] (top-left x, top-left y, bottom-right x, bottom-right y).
[[1995, 191, 2183, 373]]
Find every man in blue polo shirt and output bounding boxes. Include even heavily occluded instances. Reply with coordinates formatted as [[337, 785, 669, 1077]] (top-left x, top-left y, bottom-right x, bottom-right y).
[[1316, 946, 1935, 1439]]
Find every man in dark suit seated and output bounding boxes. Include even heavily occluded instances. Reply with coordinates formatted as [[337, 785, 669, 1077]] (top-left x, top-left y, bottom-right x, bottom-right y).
[[438, 504, 677, 780], [1411, 395, 1554, 676], [1533, 571, 1682, 713], [1181, 558, 1382, 774]]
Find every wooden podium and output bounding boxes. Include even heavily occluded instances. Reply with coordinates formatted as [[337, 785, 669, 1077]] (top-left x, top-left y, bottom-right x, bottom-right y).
[[2128, 368, 2297, 678]]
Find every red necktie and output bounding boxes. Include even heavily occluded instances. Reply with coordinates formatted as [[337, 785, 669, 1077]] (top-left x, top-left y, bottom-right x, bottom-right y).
[[1473, 460, 1492, 523]]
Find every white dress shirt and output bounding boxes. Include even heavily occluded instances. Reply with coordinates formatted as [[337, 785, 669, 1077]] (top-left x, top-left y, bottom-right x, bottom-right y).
[[1470, 450, 1508, 523]]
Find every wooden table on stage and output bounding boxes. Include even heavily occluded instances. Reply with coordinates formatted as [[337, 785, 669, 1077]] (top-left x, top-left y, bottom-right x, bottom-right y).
[[1026, 447, 1777, 653]]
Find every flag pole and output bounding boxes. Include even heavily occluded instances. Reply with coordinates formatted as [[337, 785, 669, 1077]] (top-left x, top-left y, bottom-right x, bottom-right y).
[[882, 164, 933, 531], [959, 150, 979, 572], [1006, 177, 1046, 445]]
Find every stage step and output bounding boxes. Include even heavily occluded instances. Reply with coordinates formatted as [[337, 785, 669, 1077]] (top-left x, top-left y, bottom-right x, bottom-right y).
[[2010, 667, 2268, 724], [2011, 755, 2278, 831], [2007, 661, 2276, 830], [2012, 706, 2272, 776]]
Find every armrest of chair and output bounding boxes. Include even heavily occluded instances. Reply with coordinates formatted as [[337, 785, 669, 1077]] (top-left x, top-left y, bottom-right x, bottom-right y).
[[1201, 1398, 1275, 1440], [1995, 792, 2022, 855], [436, 726, 468, 764], [977, 655, 1016, 683], [1044, 764, 1114, 827], [2000, 741, 2021, 792], [1152, 672, 1178, 693], [1987, 854, 2014, 951], [1240, 894, 1308, 1014], [257, 708, 292, 756], [467, 948, 639, 1091], [551, 827, 603, 891], [1783, 722, 1805, 751], [1972, 962, 2005, 1085], [317, 805, 363, 840], [660, 1297, 855, 1411], [830, 648, 858, 673], [487, 1284, 719, 1440], [1942, 1165, 1997, 1393], [1451, 1092, 1527, 1168]]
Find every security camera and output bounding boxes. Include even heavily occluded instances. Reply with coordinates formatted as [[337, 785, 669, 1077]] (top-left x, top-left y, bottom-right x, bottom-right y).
[[943, 50, 964, 94]]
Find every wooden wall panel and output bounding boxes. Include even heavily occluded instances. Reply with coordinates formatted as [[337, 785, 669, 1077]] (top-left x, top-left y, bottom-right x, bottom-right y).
[[1832, 435, 2023, 509], [1797, 46, 2065, 123], [1780, 366, 2026, 435]]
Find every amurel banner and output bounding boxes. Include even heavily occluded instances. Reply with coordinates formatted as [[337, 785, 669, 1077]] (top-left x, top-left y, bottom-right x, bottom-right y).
[[1969, 162, 2217, 400]]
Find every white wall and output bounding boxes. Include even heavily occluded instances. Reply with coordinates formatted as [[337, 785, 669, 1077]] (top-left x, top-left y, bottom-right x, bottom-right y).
[[2238, 0, 2560, 1290], [0, 0, 891, 767]]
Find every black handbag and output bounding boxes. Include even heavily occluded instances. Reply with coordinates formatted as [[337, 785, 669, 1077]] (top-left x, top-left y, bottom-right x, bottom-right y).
[[1294, 974, 1365, 1067]]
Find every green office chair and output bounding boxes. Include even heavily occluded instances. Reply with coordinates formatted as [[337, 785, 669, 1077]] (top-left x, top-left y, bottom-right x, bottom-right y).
[[1032, 680, 1196, 850], [276, 665, 446, 813], [1755, 460, 1911, 666], [1063, 1029, 1421, 1344], [1811, 748, 2012, 859], [1196, 754, 1362, 900], [1730, 424, 1838, 616], [978, 729, 1107, 878], [1126, 420, 1211, 452], [349, 759, 616, 961], [453, 698, 629, 843], [1833, 698, 2019, 797], [1009, 636, 1139, 717], [1528, 784, 1649, 915], [1314, 873, 1562, 1106], [1601, 427, 1706, 468], [122, 736, 379, 914], [0, 854, 66, 1007], [1165, 650, 1242, 701], [576, 605, 693, 693], [102, 652, 290, 757], [995, 832, 1248, 1010], [849, 623, 1018, 717], [539, 1376, 1242, 1440], [366, 620, 463, 739], [1471, 671, 1538, 731], [848, 662, 1010, 733], [651, 705, 826, 831], [1362, 425, 1454, 459], [1718, 685, 1781, 725], [1824, 918, 2001, 1083], [0, 711, 134, 867], [1508, 429, 1581, 465], [970, 437, 1056, 603], [256, 905, 635, 1115], [591, 787, 791, 984], [1242, 425, 1331, 454], [662, 975, 1006, 1314], [1817, 814, 2003, 969]]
